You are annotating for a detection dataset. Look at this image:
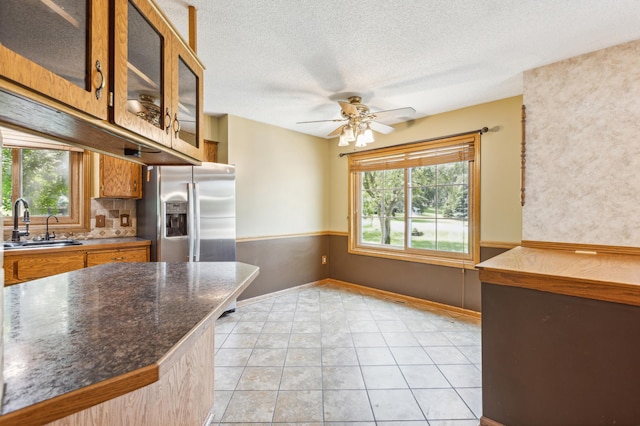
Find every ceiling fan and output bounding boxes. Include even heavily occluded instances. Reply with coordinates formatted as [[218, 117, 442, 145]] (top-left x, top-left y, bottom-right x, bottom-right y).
[[297, 96, 415, 147]]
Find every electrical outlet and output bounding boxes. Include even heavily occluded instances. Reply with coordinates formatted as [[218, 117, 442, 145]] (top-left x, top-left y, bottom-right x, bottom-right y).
[[95, 215, 105, 228], [322, 255, 327, 265]]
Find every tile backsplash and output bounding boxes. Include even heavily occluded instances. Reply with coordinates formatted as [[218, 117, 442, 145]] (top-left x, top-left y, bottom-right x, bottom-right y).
[[80, 198, 137, 239]]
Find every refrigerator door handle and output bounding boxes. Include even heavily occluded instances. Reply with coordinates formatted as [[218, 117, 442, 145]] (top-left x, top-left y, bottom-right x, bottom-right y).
[[187, 182, 195, 262], [193, 182, 202, 262]]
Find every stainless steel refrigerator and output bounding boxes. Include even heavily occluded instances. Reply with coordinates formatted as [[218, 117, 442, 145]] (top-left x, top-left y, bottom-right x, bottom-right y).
[[137, 162, 236, 264]]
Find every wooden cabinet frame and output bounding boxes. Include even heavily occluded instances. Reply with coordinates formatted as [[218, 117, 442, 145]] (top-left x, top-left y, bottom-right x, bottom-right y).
[[0, 0, 110, 119]]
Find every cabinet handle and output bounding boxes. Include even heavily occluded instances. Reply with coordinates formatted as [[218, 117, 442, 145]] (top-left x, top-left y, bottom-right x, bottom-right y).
[[133, 181, 137, 191], [95, 60, 105, 100], [165, 108, 171, 134], [173, 113, 181, 138], [111, 256, 125, 261]]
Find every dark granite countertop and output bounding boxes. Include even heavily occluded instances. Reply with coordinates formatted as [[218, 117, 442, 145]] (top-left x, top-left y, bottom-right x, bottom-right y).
[[1, 261, 259, 416]]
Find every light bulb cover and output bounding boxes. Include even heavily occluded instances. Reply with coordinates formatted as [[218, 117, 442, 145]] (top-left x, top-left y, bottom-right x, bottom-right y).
[[338, 132, 349, 146], [362, 127, 374, 144], [355, 134, 367, 147]]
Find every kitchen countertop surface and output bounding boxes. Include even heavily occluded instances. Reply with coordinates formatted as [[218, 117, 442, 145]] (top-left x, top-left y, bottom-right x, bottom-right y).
[[476, 246, 640, 307], [1, 261, 259, 417]]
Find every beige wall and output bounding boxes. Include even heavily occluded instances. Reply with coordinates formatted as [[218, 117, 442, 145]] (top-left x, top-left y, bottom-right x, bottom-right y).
[[227, 115, 329, 239], [327, 96, 523, 244], [523, 40, 640, 246]]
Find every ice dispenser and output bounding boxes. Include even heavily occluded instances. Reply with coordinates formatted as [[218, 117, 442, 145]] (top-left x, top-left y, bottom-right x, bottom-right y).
[[165, 201, 188, 237]]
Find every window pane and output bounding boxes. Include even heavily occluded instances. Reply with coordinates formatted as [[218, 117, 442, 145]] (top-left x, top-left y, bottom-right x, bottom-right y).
[[411, 165, 435, 186], [409, 161, 470, 253], [2, 147, 12, 216], [21, 149, 71, 216], [360, 170, 404, 247]]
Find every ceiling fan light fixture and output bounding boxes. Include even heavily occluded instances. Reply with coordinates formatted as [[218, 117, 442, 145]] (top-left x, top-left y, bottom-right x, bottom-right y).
[[362, 124, 375, 144], [345, 125, 356, 142], [355, 133, 367, 147], [338, 130, 350, 147]]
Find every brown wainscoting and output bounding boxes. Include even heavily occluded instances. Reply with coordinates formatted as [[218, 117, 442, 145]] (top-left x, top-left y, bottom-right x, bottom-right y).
[[482, 282, 640, 425], [328, 234, 510, 312], [236, 234, 329, 300], [236, 233, 512, 311]]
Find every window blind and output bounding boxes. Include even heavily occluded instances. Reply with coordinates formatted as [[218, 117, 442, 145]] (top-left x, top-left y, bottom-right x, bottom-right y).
[[349, 135, 476, 172]]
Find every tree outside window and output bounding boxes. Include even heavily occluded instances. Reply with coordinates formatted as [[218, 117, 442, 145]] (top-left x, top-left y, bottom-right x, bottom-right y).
[[2, 148, 71, 217]]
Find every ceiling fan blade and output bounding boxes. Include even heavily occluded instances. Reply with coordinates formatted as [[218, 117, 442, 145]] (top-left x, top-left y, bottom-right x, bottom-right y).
[[338, 101, 358, 116], [296, 118, 346, 124], [369, 121, 395, 134], [370, 106, 416, 121], [328, 125, 346, 137]]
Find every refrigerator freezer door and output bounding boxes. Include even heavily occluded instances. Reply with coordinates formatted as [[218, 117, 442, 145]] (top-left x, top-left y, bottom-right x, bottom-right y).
[[158, 166, 194, 262], [193, 163, 236, 261]]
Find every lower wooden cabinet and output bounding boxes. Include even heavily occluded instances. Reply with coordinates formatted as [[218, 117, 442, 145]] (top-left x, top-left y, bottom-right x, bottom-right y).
[[4, 243, 150, 286], [5, 252, 86, 285], [86, 248, 149, 267]]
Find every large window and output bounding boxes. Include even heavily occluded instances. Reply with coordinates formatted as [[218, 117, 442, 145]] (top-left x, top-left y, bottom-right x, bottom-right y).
[[1, 127, 90, 237], [349, 133, 480, 268]]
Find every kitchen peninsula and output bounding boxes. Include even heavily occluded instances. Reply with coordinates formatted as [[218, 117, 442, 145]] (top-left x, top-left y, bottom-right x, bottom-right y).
[[0, 261, 259, 425], [477, 246, 640, 425]]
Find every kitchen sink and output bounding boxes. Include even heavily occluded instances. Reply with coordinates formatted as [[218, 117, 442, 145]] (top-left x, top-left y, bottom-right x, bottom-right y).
[[3, 239, 83, 250]]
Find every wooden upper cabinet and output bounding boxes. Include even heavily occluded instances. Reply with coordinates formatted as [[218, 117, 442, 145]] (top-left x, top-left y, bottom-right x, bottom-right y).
[[112, 0, 172, 148], [112, 0, 204, 160], [99, 154, 143, 199], [170, 40, 204, 160], [0, 0, 109, 120]]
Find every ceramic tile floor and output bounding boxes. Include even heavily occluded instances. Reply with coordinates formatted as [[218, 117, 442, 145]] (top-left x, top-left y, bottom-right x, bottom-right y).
[[213, 283, 481, 425]]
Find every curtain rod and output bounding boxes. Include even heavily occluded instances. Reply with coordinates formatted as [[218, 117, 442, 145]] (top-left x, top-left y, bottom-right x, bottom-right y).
[[338, 127, 489, 157]]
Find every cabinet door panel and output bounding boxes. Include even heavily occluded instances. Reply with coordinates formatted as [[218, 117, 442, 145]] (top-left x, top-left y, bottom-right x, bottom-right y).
[[0, 0, 109, 119], [100, 155, 142, 199], [16, 252, 85, 281], [171, 42, 204, 161], [112, 0, 172, 146]]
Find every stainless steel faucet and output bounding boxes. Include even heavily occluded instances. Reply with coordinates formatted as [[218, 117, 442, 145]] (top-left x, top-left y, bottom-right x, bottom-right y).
[[11, 198, 30, 242], [45, 214, 59, 241]]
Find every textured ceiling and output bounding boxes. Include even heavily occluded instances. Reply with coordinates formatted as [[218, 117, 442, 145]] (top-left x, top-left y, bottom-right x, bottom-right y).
[[154, 0, 640, 139]]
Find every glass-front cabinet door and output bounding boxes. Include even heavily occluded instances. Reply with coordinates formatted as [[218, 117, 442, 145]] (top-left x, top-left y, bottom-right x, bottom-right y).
[[171, 42, 203, 160], [112, 0, 172, 148], [0, 0, 109, 119]]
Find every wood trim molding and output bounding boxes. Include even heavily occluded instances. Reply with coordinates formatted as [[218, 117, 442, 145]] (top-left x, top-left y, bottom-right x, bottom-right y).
[[324, 279, 481, 319], [327, 231, 348, 237], [481, 416, 506, 426], [236, 231, 329, 242], [478, 246, 640, 307], [0, 365, 158, 426], [522, 240, 640, 256], [480, 241, 520, 249]]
